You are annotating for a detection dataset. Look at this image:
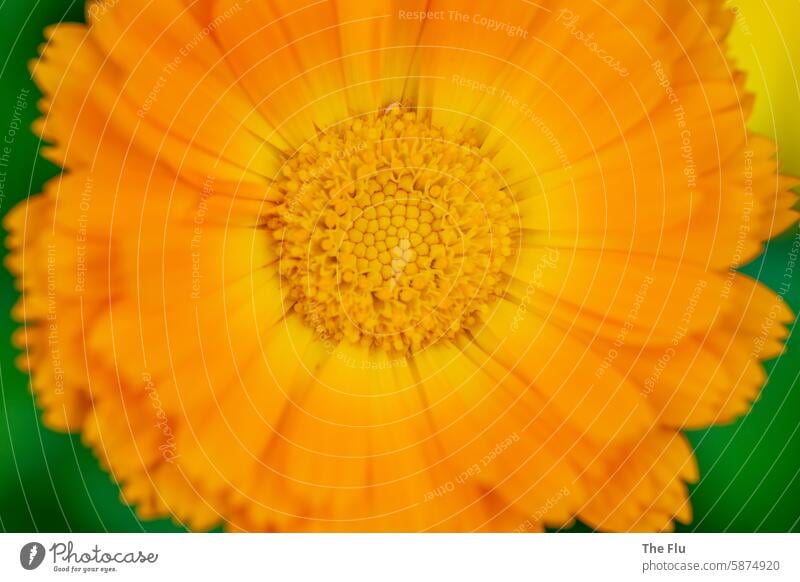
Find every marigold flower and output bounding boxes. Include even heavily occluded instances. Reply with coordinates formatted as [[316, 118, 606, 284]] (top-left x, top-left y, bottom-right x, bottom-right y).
[[6, 0, 797, 531]]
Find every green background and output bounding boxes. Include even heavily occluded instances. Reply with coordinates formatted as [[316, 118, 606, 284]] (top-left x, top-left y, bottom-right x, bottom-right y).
[[0, 1, 798, 533]]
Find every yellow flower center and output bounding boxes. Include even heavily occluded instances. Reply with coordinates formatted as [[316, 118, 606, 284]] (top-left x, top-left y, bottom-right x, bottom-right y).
[[267, 107, 518, 355]]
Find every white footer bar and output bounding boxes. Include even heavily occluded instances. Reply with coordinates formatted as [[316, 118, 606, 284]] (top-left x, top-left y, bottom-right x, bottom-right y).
[[1, 533, 798, 581]]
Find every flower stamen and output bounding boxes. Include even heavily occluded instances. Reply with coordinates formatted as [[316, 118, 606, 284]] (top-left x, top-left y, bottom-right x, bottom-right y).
[[267, 107, 518, 355]]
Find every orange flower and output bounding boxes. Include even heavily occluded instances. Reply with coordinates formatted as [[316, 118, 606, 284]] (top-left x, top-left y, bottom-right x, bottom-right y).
[[6, 0, 797, 531]]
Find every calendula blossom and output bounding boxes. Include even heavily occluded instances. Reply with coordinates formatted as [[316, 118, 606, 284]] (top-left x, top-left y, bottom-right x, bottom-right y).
[[6, 0, 797, 532]]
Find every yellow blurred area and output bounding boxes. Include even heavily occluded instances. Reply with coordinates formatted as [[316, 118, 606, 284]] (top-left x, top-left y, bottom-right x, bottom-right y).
[[728, 0, 800, 175]]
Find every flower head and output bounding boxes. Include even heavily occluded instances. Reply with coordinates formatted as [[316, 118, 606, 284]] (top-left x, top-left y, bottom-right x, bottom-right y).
[[6, 0, 797, 531]]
